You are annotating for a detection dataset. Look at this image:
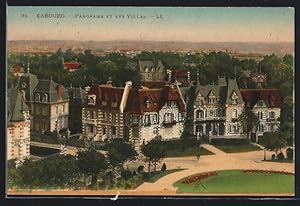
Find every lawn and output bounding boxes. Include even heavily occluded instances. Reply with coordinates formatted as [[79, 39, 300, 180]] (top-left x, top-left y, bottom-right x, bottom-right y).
[[211, 138, 261, 153], [166, 146, 214, 157], [145, 169, 184, 183], [173, 170, 294, 194], [158, 139, 214, 157]]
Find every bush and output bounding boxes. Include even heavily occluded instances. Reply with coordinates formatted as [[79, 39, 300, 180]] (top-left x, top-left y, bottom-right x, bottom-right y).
[[286, 148, 293, 160], [271, 154, 276, 160], [211, 138, 250, 145], [277, 152, 284, 160], [121, 170, 133, 181], [137, 165, 144, 173], [161, 163, 167, 172]]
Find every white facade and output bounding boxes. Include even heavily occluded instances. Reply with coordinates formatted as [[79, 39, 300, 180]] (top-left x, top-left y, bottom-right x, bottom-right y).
[[7, 116, 31, 162]]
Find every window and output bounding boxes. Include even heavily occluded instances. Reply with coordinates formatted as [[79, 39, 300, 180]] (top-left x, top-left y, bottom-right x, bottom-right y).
[[88, 111, 94, 119], [112, 114, 116, 124], [132, 115, 139, 124], [164, 113, 174, 123], [21, 82, 26, 88], [269, 111, 275, 119], [35, 93, 40, 101], [62, 104, 65, 113], [167, 101, 172, 107], [232, 109, 237, 118], [88, 95, 96, 105], [210, 110, 213, 116], [103, 127, 106, 135], [112, 126, 116, 135], [197, 110, 204, 119], [144, 97, 151, 108], [153, 114, 158, 124], [88, 124, 94, 133], [257, 111, 263, 119], [42, 94, 48, 102], [144, 115, 151, 126], [55, 105, 58, 114]]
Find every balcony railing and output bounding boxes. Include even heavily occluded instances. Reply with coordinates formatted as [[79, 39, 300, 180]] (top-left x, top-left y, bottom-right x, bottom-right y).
[[195, 116, 226, 121], [83, 118, 97, 125], [162, 120, 176, 128]]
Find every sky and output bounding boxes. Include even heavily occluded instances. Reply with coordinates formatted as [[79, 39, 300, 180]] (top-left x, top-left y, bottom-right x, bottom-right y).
[[7, 7, 294, 42]]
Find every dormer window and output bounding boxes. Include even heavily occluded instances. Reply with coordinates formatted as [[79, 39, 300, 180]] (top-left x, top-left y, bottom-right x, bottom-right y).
[[111, 95, 117, 107], [88, 94, 96, 105], [102, 94, 108, 106], [42, 94, 48, 102], [35, 93, 40, 101], [231, 91, 238, 104], [144, 97, 151, 108], [22, 82, 26, 88]]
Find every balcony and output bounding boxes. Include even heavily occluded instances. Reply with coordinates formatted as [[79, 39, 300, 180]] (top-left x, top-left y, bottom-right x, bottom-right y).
[[83, 118, 97, 125], [162, 120, 176, 128]]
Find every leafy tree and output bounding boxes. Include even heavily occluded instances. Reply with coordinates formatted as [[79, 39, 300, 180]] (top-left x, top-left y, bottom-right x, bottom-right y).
[[141, 140, 166, 173], [264, 132, 287, 156], [106, 138, 137, 177], [238, 109, 259, 139], [14, 155, 79, 189], [76, 147, 108, 188]]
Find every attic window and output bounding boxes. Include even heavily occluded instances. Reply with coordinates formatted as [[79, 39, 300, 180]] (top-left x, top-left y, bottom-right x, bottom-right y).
[[21, 82, 26, 88], [35, 93, 40, 101], [42, 94, 48, 102], [88, 95, 96, 105], [144, 97, 151, 108]]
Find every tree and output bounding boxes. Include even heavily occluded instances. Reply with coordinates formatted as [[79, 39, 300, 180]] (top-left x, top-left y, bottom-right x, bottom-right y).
[[76, 147, 108, 188], [141, 140, 166, 173], [14, 155, 79, 189], [106, 138, 137, 177], [238, 108, 259, 140], [263, 132, 287, 160]]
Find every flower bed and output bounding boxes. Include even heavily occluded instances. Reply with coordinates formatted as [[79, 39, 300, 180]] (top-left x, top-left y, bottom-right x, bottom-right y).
[[182, 171, 217, 184], [242, 169, 294, 175]]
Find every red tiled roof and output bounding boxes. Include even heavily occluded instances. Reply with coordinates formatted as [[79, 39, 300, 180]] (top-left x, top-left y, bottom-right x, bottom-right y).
[[240, 89, 281, 109], [63, 61, 81, 70], [142, 81, 167, 89], [84, 84, 185, 114], [12, 64, 25, 73]]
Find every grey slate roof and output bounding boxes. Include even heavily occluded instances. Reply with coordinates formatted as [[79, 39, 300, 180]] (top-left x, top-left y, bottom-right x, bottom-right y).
[[195, 77, 243, 105], [34, 79, 69, 102], [7, 87, 29, 123], [17, 72, 38, 102], [226, 78, 244, 104], [68, 87, 85, 104], [126, 59, 165, 72]]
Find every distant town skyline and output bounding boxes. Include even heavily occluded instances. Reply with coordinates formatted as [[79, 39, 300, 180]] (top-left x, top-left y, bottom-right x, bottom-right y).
[[7, 7, 294, 42]]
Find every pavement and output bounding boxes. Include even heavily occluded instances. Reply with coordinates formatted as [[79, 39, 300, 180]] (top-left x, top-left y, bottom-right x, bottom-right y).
[[23, 142, 294, 196], [134, 144, 294, 193]]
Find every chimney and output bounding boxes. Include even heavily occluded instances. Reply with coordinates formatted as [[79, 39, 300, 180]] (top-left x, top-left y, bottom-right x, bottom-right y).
[[27, 62, 30, 73], [119, 81, 132, 113], [57, 84, 63, 101]]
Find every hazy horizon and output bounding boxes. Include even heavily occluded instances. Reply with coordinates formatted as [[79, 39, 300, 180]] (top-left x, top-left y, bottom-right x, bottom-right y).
[[7, 7, 294, 43]]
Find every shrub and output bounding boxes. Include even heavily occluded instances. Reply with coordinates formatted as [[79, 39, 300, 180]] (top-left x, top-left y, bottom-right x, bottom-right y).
[[121, 170, 133, 181], [132, 171, 137, 176], [137, 165, 144, 173], [277, 152, 284, 160], [271, 154, 276, 160], [286, 148, 293, 160], [161, 163, 167, 172]]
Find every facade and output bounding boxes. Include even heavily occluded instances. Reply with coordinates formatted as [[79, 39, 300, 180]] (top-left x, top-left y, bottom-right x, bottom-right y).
[[17, 69, 69, 134], [240, 89, 281, 136], [193, 77, 245, 138], [127, 59, 167, 82], [7, 87, 31, 162], [82, 81, 186, 144], [68, 86, 85, 134], [32, 79, 69, 133]]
